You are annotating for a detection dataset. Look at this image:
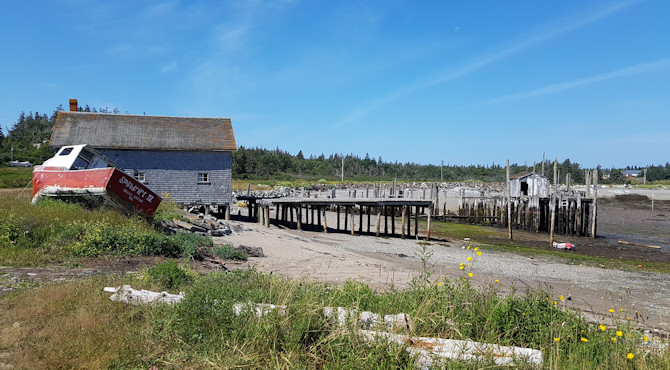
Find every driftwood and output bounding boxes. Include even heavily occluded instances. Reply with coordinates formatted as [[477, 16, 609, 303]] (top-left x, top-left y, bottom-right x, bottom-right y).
[[618, 241, 661, 249], [360, 330, 543, 367], [103, 286, 543, 366], [104, 285, 184, 305]]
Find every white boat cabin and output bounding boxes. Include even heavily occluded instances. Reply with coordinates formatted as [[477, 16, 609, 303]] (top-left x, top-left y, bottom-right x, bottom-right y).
[[41, 144, 119, 171]]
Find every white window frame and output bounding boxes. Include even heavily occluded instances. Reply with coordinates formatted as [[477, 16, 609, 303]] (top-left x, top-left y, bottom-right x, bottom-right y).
[[133, 172, 146, 182], [197, 173, 210, 183]]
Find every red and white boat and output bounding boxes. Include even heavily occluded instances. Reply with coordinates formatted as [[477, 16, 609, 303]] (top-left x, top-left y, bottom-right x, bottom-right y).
[[32, 144, 161, 217]]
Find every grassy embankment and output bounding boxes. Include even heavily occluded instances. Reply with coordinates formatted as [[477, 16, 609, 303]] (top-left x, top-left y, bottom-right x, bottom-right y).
[[0, 189, 231, 267]]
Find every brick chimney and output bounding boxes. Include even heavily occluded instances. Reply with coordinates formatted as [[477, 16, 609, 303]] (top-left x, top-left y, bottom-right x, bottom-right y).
[[69, 98, 78, 112]]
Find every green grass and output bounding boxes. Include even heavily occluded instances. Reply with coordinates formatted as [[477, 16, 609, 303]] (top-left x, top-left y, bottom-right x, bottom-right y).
[[0, 167, 33, 188], [0, 189, 212, 266], [2, 269, 666, 368]]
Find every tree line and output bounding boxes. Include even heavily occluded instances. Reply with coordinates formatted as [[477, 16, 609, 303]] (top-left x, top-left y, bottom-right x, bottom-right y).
[[2, 104, 669, 183]]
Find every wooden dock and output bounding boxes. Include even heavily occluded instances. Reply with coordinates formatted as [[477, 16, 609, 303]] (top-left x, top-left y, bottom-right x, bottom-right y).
[[451, 193, 596, 238], [255, 198, 435, 240]]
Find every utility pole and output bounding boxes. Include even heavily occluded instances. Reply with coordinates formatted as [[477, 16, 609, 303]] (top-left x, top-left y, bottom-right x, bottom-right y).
[[341, 157, 344, 182]]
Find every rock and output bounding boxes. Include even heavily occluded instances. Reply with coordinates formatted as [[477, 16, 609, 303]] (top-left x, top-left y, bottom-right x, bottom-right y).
[[229, 224, 244, 234], [210, 229, 231, 237], [235, 245, 264, 257]]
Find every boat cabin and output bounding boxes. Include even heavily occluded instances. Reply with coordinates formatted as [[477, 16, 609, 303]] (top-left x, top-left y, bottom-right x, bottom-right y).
[[41, 144, 118, 171]]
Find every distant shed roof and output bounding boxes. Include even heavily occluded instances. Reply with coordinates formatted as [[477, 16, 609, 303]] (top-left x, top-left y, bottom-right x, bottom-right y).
[[510, 172, 532, 180], [50, 112, 236, 151]]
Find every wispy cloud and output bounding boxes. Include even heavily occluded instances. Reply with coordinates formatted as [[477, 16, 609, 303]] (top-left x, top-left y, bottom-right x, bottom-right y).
[[475, 57, 670, 106], [336, 0, 640, 126]]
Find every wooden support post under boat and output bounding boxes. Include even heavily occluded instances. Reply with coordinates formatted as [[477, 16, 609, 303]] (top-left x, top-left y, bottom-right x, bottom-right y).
[[350, 206, 355, 236], [225, 205, 230, 221], [359, 206, 363, 233], [367, 206, 371, 233], [391, 206, 396, 236], [317, 207, 322, 230]]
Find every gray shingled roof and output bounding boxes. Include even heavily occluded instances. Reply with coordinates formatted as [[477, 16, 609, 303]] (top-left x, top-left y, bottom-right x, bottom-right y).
[[50, 112, 236, 151]]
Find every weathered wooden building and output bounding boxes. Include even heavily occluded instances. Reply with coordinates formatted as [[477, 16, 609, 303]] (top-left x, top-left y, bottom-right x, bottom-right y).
[[509, 172, 548, 198], [49, 100, 237, 216]]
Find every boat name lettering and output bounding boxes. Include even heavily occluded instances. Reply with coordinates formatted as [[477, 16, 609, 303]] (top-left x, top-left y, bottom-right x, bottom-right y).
[[119, 176, 154, 202]]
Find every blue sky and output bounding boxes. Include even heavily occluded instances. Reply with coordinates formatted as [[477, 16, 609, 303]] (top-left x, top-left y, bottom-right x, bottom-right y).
[[1, 0, 668, 169]]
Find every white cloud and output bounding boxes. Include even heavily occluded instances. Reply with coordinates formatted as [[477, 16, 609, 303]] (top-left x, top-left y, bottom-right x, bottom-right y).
[[335, 0, 640, 126], [477, 57, 670, 106]]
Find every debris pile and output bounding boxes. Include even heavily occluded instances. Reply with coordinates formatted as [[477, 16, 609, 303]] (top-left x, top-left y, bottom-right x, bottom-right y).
[[162, 214, 246, 237]]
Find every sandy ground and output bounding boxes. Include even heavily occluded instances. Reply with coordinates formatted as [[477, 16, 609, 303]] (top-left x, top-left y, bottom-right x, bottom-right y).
[[215, 214, 670, 335]]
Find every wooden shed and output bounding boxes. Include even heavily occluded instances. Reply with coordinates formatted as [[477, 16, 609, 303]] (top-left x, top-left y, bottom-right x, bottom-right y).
[[49, 102, 237, 217], [509, 172, 548, 198]]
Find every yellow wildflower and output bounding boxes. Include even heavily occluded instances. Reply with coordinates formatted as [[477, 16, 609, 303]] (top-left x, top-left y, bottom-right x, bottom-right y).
[[643, 336, 649, 342], [494, 280, 499, 283], [599, 325, 606, 331], [476, 251, 482, 256], [559, 295, 564, 301], [467, 256, 472, 261], [611, 337, 617, 343], [609, 309, 615, 313], [627, 353, 634, 360], [459, 266, 464, 270], [554, 337, 560, 342], [468, 272, 473, 278], [581, 337, 588, 342], [436, 282, 442, 287], [616, 331, 623, 337]]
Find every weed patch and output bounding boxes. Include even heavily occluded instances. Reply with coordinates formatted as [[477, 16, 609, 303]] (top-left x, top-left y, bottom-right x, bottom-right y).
[[211, 244, 248, 261]]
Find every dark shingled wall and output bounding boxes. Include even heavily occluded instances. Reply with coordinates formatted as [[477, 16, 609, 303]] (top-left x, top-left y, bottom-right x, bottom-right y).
[[100, 149, 232, 205]]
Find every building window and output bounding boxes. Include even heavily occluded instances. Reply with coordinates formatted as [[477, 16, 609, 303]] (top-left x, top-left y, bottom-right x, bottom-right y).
[[133, 172, 146, 182], [198, 173, 210, 183]]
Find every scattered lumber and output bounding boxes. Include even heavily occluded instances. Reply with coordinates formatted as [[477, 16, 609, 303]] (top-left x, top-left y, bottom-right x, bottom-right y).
[[617, 241, 661, 249]]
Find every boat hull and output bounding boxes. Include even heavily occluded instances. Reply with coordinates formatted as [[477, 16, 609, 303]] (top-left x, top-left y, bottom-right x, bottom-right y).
[[32, 167, 161, 217]]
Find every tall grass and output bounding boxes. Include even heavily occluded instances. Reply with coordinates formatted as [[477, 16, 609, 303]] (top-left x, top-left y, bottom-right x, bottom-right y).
[[2, 269, 666, 368], [0, 167, 32, 188], [0, 189, 211, 266]]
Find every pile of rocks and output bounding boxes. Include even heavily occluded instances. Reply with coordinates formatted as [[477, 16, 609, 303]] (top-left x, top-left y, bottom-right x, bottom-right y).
[[232, 186, 300, 199], [162, 214, 246, 237]]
